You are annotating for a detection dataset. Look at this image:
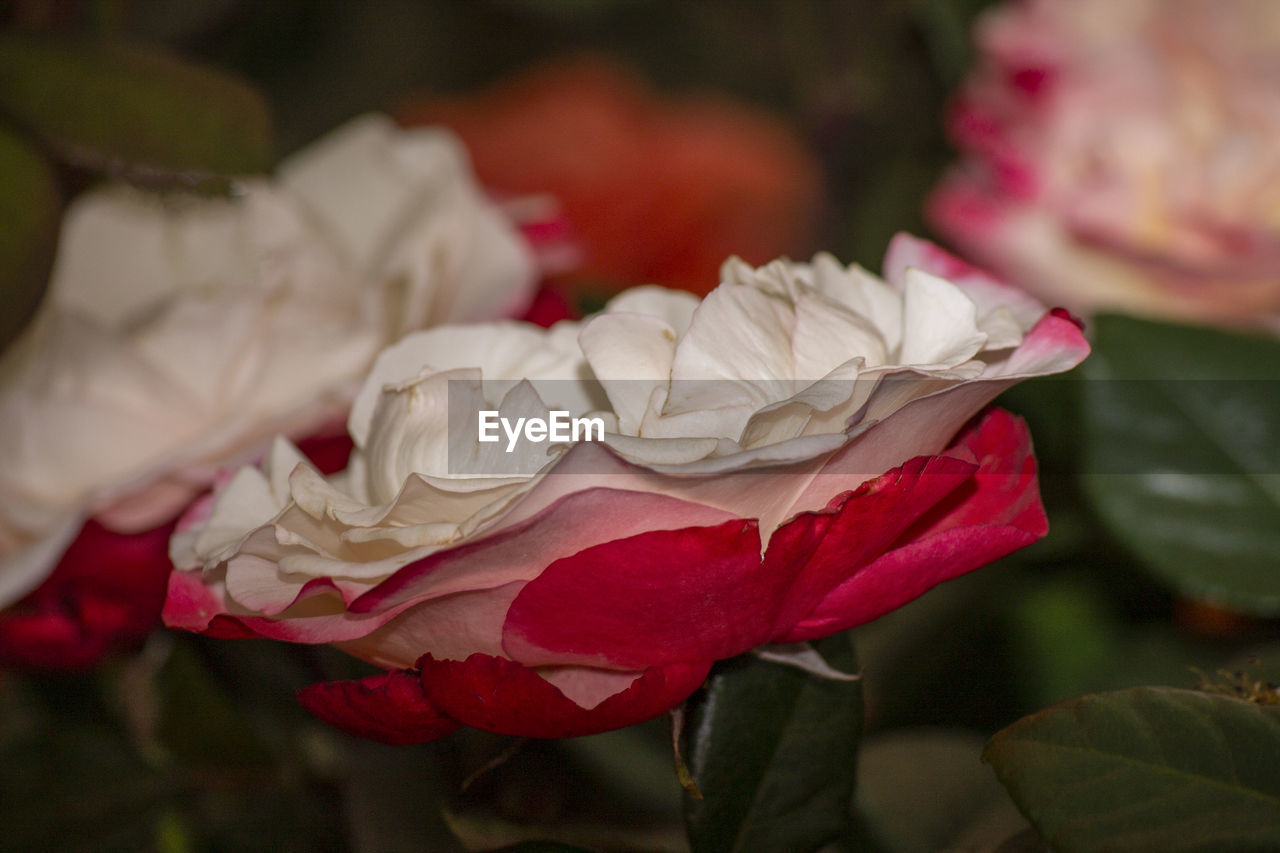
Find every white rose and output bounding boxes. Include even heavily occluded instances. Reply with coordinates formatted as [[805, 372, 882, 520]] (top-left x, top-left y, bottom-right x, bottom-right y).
[[0, 114, 535, 606]]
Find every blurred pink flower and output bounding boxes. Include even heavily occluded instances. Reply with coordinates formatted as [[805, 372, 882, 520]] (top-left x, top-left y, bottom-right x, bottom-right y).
[[929, 0, 1280, 327]]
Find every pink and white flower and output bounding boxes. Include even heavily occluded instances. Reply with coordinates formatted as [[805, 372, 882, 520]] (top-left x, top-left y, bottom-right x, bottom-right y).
[[930, 0, 1280, 327]]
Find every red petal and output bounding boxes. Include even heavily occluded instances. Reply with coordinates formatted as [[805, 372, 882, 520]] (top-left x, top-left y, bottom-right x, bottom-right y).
[[784, 409, 1046, 640], [295, 431, 355, 476], [202, 615, 270, 640], [0, 519, 173, 670], [520, 284, 578, 327], [1049, 306, 1085, 331], [420, 653, 709, 738], [502, 519, 780, 670], [764, 453, 978, 637], [920, 407, 1047, 536], [297, 670, 460, 745]]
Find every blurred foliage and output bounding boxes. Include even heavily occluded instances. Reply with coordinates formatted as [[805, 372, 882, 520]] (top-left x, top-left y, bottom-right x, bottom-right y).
[[0, 124, 60, 348], [855, 728, 1027, 851], [0, 14, 273, 350], [2, 0, 1280, 850], [0, 32, 271, 179]]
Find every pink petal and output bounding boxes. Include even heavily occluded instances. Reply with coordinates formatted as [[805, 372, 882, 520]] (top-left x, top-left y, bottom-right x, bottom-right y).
[[354, 485, 736, 615], [990, 308, 1091, 377], [883, 231, 1007, 290], [165, 570, 395, 643], [786, 378, 1012, 517], [338, 582, 521, 670], [163, 570, 232, 633]]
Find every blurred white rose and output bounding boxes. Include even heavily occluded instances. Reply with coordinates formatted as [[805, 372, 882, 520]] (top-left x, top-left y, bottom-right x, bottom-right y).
[[0, 113, 535, 606]]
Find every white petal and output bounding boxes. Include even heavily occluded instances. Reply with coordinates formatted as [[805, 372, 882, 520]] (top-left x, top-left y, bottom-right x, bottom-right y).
[[843, 265, 905, 355], [579, 312, 678, 435], [753, 643, 862, 681], [47, 187, 248, 327], [603, 286, 700, 337], [897, 268, 988, 366], [277, 114, 429, 272], [189, 465, 285, 568], [348, 323, 589, 448], [791, 292, 887, 376], [666, 284, 796, 419]]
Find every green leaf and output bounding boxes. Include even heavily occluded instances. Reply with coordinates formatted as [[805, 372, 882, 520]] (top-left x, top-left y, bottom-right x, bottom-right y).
[[0, 33, 271, 183], [682, 634, 865, 853], [1080, 315, 1280, 614], [985, 687, 1280, 851], [0, 125, 59, 350]]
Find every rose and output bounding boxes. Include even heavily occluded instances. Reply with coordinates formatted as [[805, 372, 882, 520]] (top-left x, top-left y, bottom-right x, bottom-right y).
[[395, 56, 821, 298], [0, 114, 536, 667], [165, 234, 1088, 743], [928, 0, 1280, 328]]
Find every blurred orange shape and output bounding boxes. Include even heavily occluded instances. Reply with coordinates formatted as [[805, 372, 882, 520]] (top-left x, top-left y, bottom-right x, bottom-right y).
[[396, 57, 821, 297]]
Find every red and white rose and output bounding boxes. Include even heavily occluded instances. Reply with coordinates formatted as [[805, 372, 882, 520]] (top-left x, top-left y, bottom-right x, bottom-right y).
[[165, 235, 1087, 743]]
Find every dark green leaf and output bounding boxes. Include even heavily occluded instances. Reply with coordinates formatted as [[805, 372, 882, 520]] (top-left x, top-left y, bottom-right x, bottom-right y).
[[682, 634, 864, 853], [1080, 315, 1280, 614], [0, 33, 271, 183], [0, 125, 59, 350], [985, 687, 1280, 851]]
